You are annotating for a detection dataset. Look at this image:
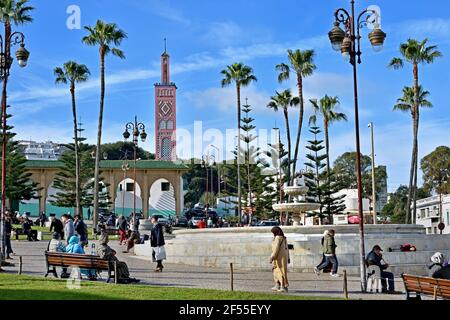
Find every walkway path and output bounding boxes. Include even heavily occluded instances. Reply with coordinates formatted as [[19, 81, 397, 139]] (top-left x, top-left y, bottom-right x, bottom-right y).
[[2, 240, 410, 300]]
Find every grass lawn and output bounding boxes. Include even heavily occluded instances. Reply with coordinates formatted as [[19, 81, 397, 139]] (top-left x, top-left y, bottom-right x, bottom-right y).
[[0, 273, 335, 300]]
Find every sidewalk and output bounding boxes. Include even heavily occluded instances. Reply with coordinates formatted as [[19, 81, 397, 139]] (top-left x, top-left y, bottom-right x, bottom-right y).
[[2, 240, 409, 300]]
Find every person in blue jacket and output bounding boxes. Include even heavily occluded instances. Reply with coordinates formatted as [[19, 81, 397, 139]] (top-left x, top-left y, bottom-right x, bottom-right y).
[[65, 235, 97, 281]]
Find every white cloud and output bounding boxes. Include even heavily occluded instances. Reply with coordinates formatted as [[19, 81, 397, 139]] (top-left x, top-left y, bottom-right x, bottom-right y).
[[184, 84, 271, 115], [326, 117, 450, 192], [203, 21, 244, 47], [394, 18, 450, 40]]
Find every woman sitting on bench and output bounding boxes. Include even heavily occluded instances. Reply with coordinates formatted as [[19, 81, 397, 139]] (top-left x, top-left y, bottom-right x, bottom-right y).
[[66, 235, 97, 281]]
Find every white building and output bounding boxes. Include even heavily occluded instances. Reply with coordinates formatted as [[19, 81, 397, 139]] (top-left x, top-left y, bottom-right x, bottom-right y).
[[18, 140, 66, 160], [334, 189, 371, 214], [416, 195, 450, 235]]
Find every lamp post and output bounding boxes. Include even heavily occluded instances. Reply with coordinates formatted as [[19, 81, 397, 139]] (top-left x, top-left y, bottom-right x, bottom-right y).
[[273, 128, 283, 224], [123, 116, 147, 223], [328, 0, 386, 292], [0, 31, 30, 263], [202, 153, 215, 211], [368, 122, 377, 225], [210, 145, 221, 197], [121, 151, 130, 217]]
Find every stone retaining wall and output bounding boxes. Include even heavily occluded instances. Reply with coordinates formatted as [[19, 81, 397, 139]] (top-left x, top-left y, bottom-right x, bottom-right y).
[[134, 224, 450, 276]]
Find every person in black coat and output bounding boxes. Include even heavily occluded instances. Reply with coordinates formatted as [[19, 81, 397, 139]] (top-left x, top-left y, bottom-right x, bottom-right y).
[[150, 215, 166, 272], [366, 245, 399, 293], [5, 214, 14, 259], [49, 216, 64, 240]]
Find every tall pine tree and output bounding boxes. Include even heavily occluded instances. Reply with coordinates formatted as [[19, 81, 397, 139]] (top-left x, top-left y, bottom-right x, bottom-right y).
[[304, 125, 345, 223], [0, 109, 40, 212]]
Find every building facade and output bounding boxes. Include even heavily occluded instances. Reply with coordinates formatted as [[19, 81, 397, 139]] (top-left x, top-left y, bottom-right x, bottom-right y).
[[18, 140, 66, 160], [155, 47, 177, 161], [416, 194, 450, 234]]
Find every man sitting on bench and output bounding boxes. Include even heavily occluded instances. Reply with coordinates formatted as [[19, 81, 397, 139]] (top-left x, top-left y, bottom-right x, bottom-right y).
[[366, 245, 400, 294]]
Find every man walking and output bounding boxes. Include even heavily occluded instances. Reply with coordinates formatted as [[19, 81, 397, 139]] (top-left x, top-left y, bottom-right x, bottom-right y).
[[49, 215, 64, 240], [314, 229, 339, 277], [61, 214, 75, 245], [150, 215, 166, 272]]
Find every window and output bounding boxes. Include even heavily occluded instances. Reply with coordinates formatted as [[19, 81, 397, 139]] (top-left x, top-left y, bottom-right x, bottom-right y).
[[167, 120, 174, 130], [126, 183, 134, 192], [447, 211, 450, 226], [161, 138, 171, 159], [159, 120, 167, 130], [161, 182, 170, 191]]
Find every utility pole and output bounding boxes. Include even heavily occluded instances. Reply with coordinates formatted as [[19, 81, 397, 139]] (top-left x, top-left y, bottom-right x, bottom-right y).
[[369, 122, 377, 224]]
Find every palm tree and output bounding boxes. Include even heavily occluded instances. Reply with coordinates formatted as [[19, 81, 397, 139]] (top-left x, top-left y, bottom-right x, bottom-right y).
[[54, 61, 90, 217], [276, 49, 316, 184], [83, 20, 127, 228], [388, 38, 442, 223], [309, 95, 347, 175], [394, 85, 432, 224], [267, 89, 299, 184], [221, 63, 257, 221]]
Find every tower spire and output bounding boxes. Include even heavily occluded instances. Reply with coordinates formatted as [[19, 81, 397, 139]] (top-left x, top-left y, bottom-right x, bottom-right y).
[[164, 37, 167, 53]]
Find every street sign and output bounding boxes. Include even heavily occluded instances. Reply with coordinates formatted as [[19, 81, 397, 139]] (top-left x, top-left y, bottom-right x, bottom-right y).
[[438, 222, 445, 231]]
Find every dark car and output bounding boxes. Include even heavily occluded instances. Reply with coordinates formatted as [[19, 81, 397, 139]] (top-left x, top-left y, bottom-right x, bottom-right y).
[[174, 216, 189, 227]]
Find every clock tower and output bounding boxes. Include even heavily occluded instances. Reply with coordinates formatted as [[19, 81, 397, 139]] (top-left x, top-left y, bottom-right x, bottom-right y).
[[155, 44, 177, 161]]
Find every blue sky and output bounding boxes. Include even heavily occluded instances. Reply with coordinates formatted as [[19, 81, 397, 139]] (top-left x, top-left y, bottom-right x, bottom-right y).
[[7, 0, 450, 192]]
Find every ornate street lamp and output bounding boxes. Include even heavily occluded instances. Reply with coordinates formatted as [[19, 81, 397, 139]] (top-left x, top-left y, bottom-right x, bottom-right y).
[[123, 116, 147, 224], [0, 31, 30, 263], [328, 0, 386, 292]]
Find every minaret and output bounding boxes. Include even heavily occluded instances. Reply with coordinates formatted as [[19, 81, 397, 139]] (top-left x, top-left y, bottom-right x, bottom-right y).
[[155, 39, 177, 161]]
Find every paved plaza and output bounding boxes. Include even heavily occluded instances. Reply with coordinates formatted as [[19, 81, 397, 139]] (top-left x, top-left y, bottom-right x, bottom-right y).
[[1, 239, 411, 300]]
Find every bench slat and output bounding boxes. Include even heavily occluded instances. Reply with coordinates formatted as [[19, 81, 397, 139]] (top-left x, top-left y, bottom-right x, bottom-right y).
[[402, 274, 450, 300], [45, 251, 110, 271]]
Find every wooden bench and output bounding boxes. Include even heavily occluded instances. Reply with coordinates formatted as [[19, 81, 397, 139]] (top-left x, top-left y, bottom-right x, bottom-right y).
[[402, 274, 450, 300], [44, 251, 117, 283]]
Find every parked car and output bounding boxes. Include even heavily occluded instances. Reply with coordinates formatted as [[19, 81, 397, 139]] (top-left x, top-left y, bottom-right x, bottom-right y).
[[189, 216, 206, 229], [174, 216, 189, 227], [98, 209, 112, 223], [257, 220, 280, 227], [151, 214, 170, 226]]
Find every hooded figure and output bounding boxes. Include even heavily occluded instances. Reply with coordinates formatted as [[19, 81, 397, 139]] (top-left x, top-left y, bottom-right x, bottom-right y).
[[96, 233, 139, 283], [65, 235, 85, 254], [428, 252, 450, 279], [48, 232, 66, 252]]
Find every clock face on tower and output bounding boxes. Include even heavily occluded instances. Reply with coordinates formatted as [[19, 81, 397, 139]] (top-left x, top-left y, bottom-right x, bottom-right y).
[[159, 101, 172, 116]]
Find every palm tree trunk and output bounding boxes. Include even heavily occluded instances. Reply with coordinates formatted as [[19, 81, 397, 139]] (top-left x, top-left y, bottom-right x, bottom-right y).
[[93, 49, 105, 231], [405, 120, 415, 224], [70, 83, 81, 217], [412, 63, 420, 224], [236, 83, 242, 223], [292, 75, 304, 185], [283, 109, 292, 186], [413, 107, 420, 224]]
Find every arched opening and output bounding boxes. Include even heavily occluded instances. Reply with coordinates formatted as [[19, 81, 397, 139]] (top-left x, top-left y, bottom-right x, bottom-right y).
[[18, 190, 39, 217], [149, 178, 175, 218], [115, 178, 143, 217]]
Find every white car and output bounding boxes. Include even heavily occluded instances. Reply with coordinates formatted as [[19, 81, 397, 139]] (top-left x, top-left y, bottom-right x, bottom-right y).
[[189, 216, 205, 228]]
